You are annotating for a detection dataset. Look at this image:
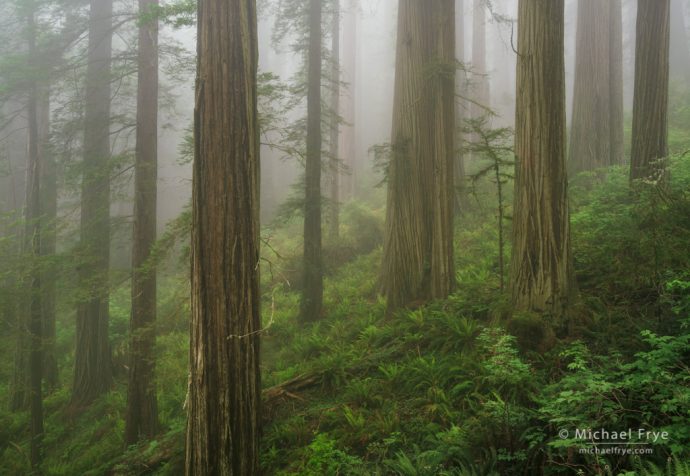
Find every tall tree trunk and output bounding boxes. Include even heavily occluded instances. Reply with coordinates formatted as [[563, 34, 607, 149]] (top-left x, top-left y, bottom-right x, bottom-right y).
[[510, 0, 576, 319], [328, 0, 341, 241], [631, 0, 670, 181], [73, 0, 113, 406], [569, 0, 610, 173], [610, 0, 625, 166], [455, 0, 467, 212], [300, 0, 323, 322], [39, 89, 58, 390], [25, 5, 44, 468], [340, 0, 357, 200], [569, 0, 624, 173], [125, 0, 159, 445], [185, 0, 261, 473], [470, 0, 489, 146], [670, 0, 690, 81], [383, 0, 455, 313]]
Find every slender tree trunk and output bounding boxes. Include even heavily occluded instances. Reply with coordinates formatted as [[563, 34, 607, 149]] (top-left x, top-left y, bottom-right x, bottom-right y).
[[25, 6, 44, 468], [328, 0, 341, 241], [455, 0, 467, 212], [185, 0, 262, 473], [39, 89, 58, 390], [631, 0, 670, 181], [300, 0, 323, 322], [73, 0, 113, 406], [610, 0, 625, 166], [125, 0, 159, 445], [383, 0, 455, 313], [510, 0, 576, 319], [470, 0, 489, 145], [340, 0, 356, 200]]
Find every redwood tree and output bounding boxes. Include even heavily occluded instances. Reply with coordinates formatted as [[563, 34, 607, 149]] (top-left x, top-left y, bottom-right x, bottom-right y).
[[569, 0, 624, 173], [383, 0, 455, 313], [125, 0, 159, 445], [300, 0, 323, 322], [328, 0, 341, 241], [510, 0, 576, 318], [25, 4, 44, 467], [72, 0, 114, 406], [185, 0, 262, 472], [631, 0, 670, 181], [340, 0, 357, 200]]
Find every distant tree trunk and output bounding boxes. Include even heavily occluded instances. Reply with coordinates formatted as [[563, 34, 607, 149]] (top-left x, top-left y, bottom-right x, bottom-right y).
[[328, 0, 341, 241], [455, 0, 467, 212], [670, 0, 690, 81], [569, 0, 622, 173], [25, 6, 44, 468], [185, 0, 262, 473], [470, 0, 489, 147], [73, 0, 113, 407], [340, 0, 356, 200], [631, 0, 670, 181], [300, 0, 323, 322], [125, 0, 159, 446], [39, 89, 58, 391], [510, 0, 576, 319], [610, 0, 625, 166], [383, 0, 455, 313]]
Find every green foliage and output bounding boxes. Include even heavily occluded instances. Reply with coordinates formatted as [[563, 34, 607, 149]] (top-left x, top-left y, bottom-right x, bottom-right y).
[[300, 433, 365, 475]]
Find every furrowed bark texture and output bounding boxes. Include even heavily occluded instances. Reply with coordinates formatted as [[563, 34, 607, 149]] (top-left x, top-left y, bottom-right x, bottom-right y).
[[125, 0, 159, 445], [631, 0, 670, 181], [73, 0, 113, 406], [383, 0, 455, 313], [569, 0, 624, 173], [185, 0, 261, 473], [510, 0, 576, 318], [300, 0, 323, 322]]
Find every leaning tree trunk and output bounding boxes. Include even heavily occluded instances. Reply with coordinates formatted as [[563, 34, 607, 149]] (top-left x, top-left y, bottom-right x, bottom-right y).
[[185, 0, 262, 473], [73, 0, 114, 407], [125, 0, 159, 445], [300, 0, 323, 323], [630, 0, 670, 181], [383, 0, 455, 313], [510, 0, 576, 319]]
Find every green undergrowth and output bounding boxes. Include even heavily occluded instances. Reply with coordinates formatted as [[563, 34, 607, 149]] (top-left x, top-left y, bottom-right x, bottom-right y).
[[1, 161, 689, 475]]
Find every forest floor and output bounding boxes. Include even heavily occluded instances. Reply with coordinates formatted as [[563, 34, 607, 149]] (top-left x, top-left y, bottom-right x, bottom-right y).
[[1, 159, 690, 475]]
